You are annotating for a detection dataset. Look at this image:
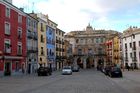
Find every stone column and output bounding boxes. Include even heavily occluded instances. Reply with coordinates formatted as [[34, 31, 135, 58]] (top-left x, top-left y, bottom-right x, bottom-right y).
[[83, 57, 87, 69], [104, 57, 106, 67], [94, 57, 97, 68], [74, 57, 78, 66]]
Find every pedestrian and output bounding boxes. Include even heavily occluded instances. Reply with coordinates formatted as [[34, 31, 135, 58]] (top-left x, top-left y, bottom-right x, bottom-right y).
[[131, 64, 134, 71], [127, 65, 130, 71]]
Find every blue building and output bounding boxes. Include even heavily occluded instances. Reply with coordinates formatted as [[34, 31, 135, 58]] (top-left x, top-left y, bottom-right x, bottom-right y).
[[46, 19, 57, 70]]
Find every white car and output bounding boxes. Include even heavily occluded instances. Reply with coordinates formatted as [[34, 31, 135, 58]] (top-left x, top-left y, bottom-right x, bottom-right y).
[[62, 66, 72, 75]]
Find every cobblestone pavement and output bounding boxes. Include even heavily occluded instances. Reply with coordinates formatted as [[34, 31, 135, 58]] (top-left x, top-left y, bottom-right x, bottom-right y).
[[0, 69, 139, 93], [110, 70, 140, 93]]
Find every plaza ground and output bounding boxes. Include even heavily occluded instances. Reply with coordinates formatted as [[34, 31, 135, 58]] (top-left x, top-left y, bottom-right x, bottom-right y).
[[0, 69, 140, 93]]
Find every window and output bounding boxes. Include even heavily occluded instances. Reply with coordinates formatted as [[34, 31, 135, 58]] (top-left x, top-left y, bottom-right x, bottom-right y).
[[40, 58, 42, 61], [49, 29, 52, 35], [130, 53, 132, 58], [18, 14, 22, 23], [125, 52, 128, 60], [18, 27, 22, 39], [78, 49, 82, 55], [4, 39, 11, 53], [129, 43, 132, 48], [41, 35, 44, 43], [133, 42, 136, 50], [139, 52, 140, 60], [96, 38, 98, 43], [49, 49, 52, 55], [88, 49, 92, 55], [17, 42, 22, 55], [34, 21, 37, 29], [15, 62, 20, 71], [101, 38, 103, 43], [41, 47, 44, 55], [80, 39, 83, 43], [132, 34, 135, 39], [125, 43, 127, 51], [5, 22, 10, 35], [41, 23, 43, 31], [6, 7, 10, 18], [47, 49, 48, 55], [133, 52, 137, 61], [59, 30, 61, 35], [139, 41, 140, 47]]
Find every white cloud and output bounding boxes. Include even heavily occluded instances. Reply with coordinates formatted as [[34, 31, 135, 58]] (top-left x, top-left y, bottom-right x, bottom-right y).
[[12, 0, 140, 32]]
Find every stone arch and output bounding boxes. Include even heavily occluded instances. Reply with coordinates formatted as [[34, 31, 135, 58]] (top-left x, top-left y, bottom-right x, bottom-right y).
[[77, 57, 83, 68], [86, 57, 90, 68], [86, 56, 94, 68], [97, 58, 104, 67]]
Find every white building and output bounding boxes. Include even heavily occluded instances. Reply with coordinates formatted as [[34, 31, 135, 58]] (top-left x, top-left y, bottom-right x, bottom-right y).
[[122, 26, 140, 69]]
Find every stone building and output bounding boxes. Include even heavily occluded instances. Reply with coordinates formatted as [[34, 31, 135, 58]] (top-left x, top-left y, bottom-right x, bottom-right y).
[[65, 24, 118, 69]]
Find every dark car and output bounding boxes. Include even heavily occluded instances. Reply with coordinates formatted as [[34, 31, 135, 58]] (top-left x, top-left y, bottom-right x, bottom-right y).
[[37, 67, 52, 76], [72, 66, 80, 72], [104, 66, 111, 75], [109, 67, 123, 78]]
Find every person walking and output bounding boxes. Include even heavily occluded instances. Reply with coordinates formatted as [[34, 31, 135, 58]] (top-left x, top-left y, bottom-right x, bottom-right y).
[[127, 65, 130, 71]]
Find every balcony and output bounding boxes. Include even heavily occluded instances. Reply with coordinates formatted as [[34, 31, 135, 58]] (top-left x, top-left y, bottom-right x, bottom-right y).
[[33, 35, 38, 40], [73, 53, 85, 56], [132, 47, 136, 51], [5, 48, 11, 53], [132, 57, 137, 62], [125, 57, 128, 61], [27, 33, 33, 39], [17, 50, 22, 55], [18, 34, 22, 39], [27, 47, 38, 53]]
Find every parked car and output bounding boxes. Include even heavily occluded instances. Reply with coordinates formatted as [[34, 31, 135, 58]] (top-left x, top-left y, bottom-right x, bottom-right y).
[[109, 67, 123, 78], [104, 66, 111, 75], [37, 67, 52, 76], [72, 66, 80, 72], [62, 66, 72, 75]]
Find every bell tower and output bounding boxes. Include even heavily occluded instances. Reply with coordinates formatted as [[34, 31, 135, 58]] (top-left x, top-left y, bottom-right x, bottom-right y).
[[86, 23, 93, 32]]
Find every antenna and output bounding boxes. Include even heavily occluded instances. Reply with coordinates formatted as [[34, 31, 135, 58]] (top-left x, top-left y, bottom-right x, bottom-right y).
[[32, 2, 34, 13]]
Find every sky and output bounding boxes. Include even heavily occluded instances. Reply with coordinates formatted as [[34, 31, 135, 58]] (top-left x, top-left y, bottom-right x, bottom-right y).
[[12, 0, 140, 33]]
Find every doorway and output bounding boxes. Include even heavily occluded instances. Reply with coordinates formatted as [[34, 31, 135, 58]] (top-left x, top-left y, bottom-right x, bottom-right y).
[[4, 62, 11, 76], [28, 64, 31, 74]]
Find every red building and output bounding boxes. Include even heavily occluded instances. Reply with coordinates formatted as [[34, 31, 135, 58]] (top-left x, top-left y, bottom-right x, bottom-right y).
[[0, 0, 26, 76], [105, 40, 113, 65]]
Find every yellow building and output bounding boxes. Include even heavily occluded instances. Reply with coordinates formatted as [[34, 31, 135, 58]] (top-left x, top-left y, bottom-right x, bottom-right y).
[[113, 34, 122, 66], [37, 14, 48, 67]]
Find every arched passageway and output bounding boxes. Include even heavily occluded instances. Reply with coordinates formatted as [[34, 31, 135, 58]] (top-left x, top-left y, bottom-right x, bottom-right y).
[[77, 57, 83, 68]]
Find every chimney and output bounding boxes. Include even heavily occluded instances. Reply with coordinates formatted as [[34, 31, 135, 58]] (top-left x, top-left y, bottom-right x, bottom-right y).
[[19, 8, 24, 12]]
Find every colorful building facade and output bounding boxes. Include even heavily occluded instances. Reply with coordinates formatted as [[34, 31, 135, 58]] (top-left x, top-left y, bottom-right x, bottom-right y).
[[0, 0, 26, 76], [56, 28, 65, 69], [26, 14, 38, 74], [37, 14, 47, 67], [113, 35, 122, 66], [122, 27, 140, 69], [47, 19, 57, 70], [65, 24, 118, 69], [106, 39, 113, 65]]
